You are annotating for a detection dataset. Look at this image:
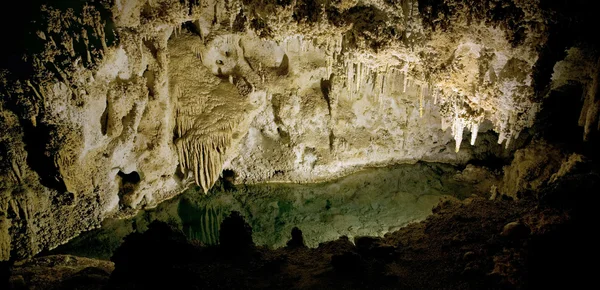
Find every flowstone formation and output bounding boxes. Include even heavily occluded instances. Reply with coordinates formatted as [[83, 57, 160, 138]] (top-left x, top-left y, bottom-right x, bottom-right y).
[[1, 0, 599, 261], [170, 34, 264, 193]]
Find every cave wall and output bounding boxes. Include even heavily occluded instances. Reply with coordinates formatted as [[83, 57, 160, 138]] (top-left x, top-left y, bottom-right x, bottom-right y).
[[0, 0, 598, 261]]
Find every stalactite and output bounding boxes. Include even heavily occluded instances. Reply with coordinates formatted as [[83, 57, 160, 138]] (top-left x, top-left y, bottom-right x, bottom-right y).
[[171, 44, 252, 193], [402, 61, 410, 93], [579, 57, 600, 141], [438, 94, 486, 152], [419, 85, 424, 118], [470, 123, 479, 146], [356, 62, 361, 92], [452, 109, 464, 153], [380, 70, 386, 96], [176, 132, 232, 193]]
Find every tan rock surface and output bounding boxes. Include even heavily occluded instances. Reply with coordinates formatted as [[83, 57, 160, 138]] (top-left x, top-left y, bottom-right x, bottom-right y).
[[0, 0, 597, 260]]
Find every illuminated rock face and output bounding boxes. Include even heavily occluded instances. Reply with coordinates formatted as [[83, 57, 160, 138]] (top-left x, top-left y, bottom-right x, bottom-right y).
[[0, 0, 597, 261]]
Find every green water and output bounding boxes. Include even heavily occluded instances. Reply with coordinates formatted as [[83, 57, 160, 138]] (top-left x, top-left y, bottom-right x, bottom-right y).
[[51, 162, 480, 260]]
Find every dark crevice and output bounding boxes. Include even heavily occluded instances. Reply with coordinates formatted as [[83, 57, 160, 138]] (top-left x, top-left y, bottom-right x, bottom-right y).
[[233, 9, 247, 32], [329, 130, 335, 151], [531, 0, 600, 98], [143, 39, 158, 58], [271, 94, 284, 126], [182, 21, 201, 36], [320, 74, 333, 116], [100, 98, 109, 136], [250, 17, 273, 38], [293, 0, 321, 23], [221, 169, 237, 191], [531, 28, 572, 98], [270, 94, 291, 145], [532, 83, 584, 145], [143, 69, 156, 99], [212, 3, 218, 26], [277, 54, 289, 76], [174, 166, 186, 182], [277, 127, 291, 145], [118, 170, 141, 185], [117, 170, 141, 206], [21, 122, 67, 192]]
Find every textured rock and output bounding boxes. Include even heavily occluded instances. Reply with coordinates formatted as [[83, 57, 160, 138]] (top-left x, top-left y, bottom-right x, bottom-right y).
[[9, 255, 113, 290], [501, 221, 530, 239], [499, 141, 592, 200], [499, 141, 564, 199], [0, 0, 596, 261], [549, 47, 600, 142]]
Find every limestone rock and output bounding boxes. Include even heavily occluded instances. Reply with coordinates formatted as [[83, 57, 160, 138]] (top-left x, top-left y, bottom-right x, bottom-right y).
[[501, 221, 530, 239], [9, 255, 114, 290], [499, 141, 564, 199], [0, 0, 596, 261]]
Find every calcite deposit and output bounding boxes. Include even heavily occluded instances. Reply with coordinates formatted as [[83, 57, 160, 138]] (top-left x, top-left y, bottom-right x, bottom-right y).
[[1, 0, 598, 261]]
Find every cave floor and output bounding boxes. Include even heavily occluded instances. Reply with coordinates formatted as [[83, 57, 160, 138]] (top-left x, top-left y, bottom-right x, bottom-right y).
[[8, 195, 589, 290]]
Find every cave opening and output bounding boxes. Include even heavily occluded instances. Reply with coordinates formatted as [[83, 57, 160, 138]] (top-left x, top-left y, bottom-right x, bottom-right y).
[[117, 170, 141, 185], [116, 170, 141, 206]]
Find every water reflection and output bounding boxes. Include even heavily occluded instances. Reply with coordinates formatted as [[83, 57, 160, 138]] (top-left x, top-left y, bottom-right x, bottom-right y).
[[51, 162, 478, 259]]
